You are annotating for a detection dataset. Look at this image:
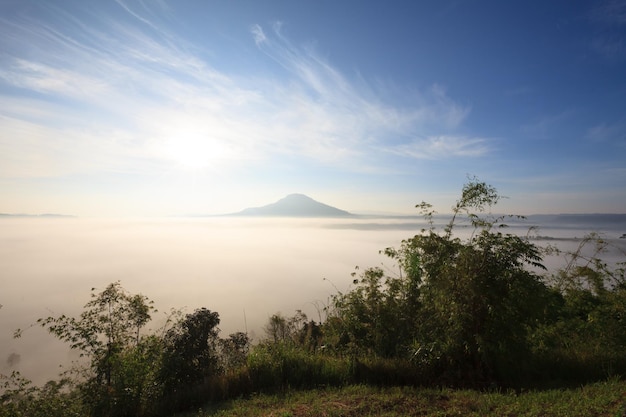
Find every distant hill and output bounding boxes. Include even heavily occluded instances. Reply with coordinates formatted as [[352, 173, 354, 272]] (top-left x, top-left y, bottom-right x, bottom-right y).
[[233, 194, 354, 217], [526, 214, 626, 225], [0, 213, 75, 218], [505, 214, 626, 231]]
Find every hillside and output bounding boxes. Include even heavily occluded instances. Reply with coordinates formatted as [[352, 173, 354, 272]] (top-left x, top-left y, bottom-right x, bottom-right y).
[[233, 193, 354, 217]]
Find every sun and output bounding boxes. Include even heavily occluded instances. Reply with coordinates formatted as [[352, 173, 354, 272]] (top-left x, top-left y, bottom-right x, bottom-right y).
[[160, 131, 232, 171]]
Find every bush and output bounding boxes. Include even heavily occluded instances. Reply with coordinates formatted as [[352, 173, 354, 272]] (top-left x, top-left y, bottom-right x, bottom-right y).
[[247, 343, 352, 391], [324, 178, 553, 386]]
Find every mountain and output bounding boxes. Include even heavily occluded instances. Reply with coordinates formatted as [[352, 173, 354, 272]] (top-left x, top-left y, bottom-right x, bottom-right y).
[[0, 213, 75, 218], [525, 214, 626, 226], [234, 194, 354, 217]]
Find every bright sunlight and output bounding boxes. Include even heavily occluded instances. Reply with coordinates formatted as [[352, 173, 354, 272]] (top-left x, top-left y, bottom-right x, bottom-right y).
[[159, 130, 233, 171]]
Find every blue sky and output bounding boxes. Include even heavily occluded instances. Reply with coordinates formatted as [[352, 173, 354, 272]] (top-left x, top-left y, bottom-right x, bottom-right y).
[[1, 0, 625, 216]]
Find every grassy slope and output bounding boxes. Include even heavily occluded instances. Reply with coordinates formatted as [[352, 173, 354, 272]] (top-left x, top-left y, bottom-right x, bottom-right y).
[[179, 379, 626, 417]]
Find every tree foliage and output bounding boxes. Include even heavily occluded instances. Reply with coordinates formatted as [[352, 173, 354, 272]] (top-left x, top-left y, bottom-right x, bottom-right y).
[[160, 308, 221, 386], [10, 284, 247, 416], [19, 282, 157, 416], [219, 331, 251, 369], [531, 234, 626, 379], [325, 178, 554, 385], [156, 307, 223, 412], [0, 372, 84, 417]]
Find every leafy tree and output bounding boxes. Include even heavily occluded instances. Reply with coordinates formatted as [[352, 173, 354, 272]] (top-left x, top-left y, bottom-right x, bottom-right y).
[[401, 179, 553, 384], [533, 234, 626, 379], [264, 313, 290, 343], [0, 371, 84, 417], [325, 266, 418, 357], [548, 232, 626, 293], [295, 320, 323, 352], [159, 307, 221, 411], [325, 178, 553, 385], [263, 310, 309, 345], [219, 331, 251, 369], [15, 282, 157, 417]]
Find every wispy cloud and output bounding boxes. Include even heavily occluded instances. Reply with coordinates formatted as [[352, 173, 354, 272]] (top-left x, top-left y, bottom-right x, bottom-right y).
[[586, 121, 626, 146], [250, 24, 267, 46], [589, 0, 626, 60], [520, 110, 577, 140], [590, 36, 626, 60], [385, 136, 490, 159], [2, 59, 109, 99], [591, 0, 626, 26], [0, 4, 487, 181], [248, 24, 478, 163]]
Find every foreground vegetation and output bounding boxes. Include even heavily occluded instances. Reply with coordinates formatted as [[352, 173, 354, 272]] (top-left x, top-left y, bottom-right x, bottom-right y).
[[2, 178, 625, 416], [179, 380, 626, 417]]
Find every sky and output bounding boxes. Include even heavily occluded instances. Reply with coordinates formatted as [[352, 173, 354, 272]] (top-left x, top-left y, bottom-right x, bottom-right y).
[[1, 0, 625, 216]]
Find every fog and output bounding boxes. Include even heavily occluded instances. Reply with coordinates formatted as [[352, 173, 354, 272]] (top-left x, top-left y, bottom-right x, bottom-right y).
[[1, 217, 410, 385], [1, 216, 624, 385]]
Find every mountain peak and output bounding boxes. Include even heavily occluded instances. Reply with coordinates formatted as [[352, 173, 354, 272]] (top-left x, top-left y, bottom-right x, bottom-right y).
[[284, 193, 311, 199], [235, 194, 353, 217]]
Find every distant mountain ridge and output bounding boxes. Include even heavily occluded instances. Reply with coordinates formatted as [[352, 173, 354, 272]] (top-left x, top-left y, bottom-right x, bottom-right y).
[[525, 214, 626, 225], [0, 213, 74, 218], [233, 194, 354, 217]]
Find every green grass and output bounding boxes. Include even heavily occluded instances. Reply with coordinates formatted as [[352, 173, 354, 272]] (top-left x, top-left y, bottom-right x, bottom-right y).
[[178, 378, 626, 417]]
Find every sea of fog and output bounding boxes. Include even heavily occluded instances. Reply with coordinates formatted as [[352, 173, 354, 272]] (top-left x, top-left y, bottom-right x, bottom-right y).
[[1, 216, 625, 385]]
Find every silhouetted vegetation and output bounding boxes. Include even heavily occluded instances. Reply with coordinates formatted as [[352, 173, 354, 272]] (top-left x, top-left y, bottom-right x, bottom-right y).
[[2, 179, 625, 416]]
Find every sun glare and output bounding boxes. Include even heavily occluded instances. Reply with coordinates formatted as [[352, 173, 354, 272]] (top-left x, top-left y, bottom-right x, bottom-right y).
[[160, 131, 232, 171]]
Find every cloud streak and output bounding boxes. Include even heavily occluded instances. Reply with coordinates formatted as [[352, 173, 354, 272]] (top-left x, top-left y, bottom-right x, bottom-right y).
[[386, 136, 490, 160], [0, 3, 489, 181], [589, 0, 626, 60]]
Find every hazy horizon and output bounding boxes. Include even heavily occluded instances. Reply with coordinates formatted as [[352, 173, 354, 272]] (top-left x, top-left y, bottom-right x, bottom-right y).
[[4, 195, 626, 218]]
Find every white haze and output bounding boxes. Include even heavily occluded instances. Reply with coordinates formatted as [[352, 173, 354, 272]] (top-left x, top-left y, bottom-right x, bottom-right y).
[[1, 217, 624, 385]]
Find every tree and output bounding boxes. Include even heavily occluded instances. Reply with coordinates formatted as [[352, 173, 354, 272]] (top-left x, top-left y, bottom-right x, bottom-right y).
[[219, 331, 250, 369], [263, 310, 309, 345], [16, 282, 157, 417], [400, 179, 552, 383], [326, 266, 418, 357], [0, 371, 84, 417], [159, 307, 221, 411], [325, 178, 552, 385], [532, 234, 626, 379], [264, 313, 290, 343]]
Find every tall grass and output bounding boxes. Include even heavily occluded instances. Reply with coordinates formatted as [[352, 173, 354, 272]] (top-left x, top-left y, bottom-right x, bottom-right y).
[[179, 377, 626, 417], [244, 343, 439, 393], [246, 344, 352, 391]]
